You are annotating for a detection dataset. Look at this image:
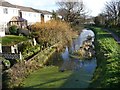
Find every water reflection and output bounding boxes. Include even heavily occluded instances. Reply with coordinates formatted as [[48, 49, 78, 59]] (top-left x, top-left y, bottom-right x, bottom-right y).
[[61, 29, 96, 72]]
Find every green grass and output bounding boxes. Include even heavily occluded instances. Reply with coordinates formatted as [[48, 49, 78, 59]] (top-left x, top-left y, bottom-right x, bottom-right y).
[[2, 35, 28, 46], [22, 65, 94, 88], [89, 27, 120, 88], [22, 66, 72, 88]]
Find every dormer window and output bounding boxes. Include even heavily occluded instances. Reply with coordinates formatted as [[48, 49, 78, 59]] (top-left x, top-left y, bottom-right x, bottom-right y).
[[3, 8, 8, 14]]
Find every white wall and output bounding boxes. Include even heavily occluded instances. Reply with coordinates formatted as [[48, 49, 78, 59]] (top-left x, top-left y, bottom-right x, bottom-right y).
[[44, 14, 52, 22], [0, 23, 5, 37], [0, 6, 19, 23], [0, 31, 5, 37], [22, 11, 41, 25]]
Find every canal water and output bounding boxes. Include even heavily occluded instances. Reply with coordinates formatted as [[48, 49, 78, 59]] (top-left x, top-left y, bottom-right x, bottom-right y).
[[60, 28, 97, 73]]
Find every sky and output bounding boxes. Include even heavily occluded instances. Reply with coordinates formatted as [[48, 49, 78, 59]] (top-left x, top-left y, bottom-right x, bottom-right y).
[[4, 0, 111, 16]]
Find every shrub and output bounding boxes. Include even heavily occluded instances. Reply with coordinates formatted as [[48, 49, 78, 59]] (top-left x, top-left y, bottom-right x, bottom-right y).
[[9, 25, 18, 35], [31, 20, 75, 46], [1, 57, 11, 69]]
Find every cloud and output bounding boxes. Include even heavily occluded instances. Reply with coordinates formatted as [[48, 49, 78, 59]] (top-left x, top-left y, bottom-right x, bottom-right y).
[[83, 0, 111, 16]]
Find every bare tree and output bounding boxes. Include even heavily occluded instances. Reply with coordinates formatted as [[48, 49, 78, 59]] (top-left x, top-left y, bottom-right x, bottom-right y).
[[104, 0, 120, 26], [56, 0, 85, 25]]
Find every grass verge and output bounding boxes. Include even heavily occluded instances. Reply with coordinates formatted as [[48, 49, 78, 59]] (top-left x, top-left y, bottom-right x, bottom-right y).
[[89, 27, 120, 88]]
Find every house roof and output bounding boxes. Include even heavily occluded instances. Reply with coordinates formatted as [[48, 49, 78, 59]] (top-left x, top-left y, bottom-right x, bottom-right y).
[[39, 10, 52, 15], [15, 5, 39, 13], [10, 16, 27, 22], [0, 1, 52, 14], [34, 9, 52, 15], [0, 1, 15, 8]]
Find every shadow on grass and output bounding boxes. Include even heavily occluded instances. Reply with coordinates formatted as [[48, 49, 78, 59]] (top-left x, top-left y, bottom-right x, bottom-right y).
[[23, 69, 94, 88], [24, 77, 68, 88], [60, 71, 93, 88]]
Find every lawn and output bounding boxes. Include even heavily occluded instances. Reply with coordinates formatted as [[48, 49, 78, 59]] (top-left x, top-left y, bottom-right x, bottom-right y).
[[2, 35, 28, 46], [22, 65, 94, 88]]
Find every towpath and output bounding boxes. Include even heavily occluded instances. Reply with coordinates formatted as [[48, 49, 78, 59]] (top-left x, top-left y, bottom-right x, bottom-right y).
[[103, 29, 120, 44]]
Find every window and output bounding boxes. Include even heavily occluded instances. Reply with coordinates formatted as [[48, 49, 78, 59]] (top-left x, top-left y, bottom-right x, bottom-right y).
[[24, 12, 26, 15], [34, 14, 36, 17], [29, 13, 31, 16], [13, 10, 17, 14], [3, 8, 8, 14], [13, 10, 14, 13]]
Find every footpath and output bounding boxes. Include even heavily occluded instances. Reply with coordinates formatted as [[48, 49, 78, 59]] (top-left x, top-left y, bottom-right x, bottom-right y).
[[103, 29, 120, 44]]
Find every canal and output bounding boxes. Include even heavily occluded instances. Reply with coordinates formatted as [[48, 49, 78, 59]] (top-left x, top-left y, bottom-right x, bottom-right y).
[[22, 28, 97, 88]]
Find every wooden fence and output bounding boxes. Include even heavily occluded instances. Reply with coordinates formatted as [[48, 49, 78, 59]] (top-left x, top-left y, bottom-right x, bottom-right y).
[[0, 53, 22, 60]]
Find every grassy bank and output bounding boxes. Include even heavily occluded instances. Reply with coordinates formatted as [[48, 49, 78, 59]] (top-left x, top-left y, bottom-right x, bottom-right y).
[[22, 66, 72, 88], [21, 64, 95, 88], [89, 27, 120, 88]]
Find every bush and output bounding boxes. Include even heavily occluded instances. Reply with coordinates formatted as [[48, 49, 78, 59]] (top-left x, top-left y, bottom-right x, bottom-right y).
[[18, 40, 40, 59], [1, 57, 11, 69], [31, 20, 76, 46], [9, 25, 18, 35]]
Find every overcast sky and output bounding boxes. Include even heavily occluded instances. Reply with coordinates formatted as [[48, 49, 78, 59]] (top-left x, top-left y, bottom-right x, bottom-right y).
[[5, 0, 111, 16]]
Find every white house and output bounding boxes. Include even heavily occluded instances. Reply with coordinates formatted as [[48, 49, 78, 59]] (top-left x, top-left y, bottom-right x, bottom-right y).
[[16, 6, 41, 25], [0, 1, 19, 37], [0, 0, 62, 37], [39, 10, 52, 23]]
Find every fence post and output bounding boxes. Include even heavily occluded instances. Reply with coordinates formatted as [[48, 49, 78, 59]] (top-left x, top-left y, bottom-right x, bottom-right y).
[[33, 38, 37, 46], [0, 43, 2, 53], [19, 52, 22, 60]]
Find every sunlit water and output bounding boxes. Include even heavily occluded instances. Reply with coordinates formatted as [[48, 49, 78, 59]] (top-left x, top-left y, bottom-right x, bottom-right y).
[[61, 29, 97, 73]]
